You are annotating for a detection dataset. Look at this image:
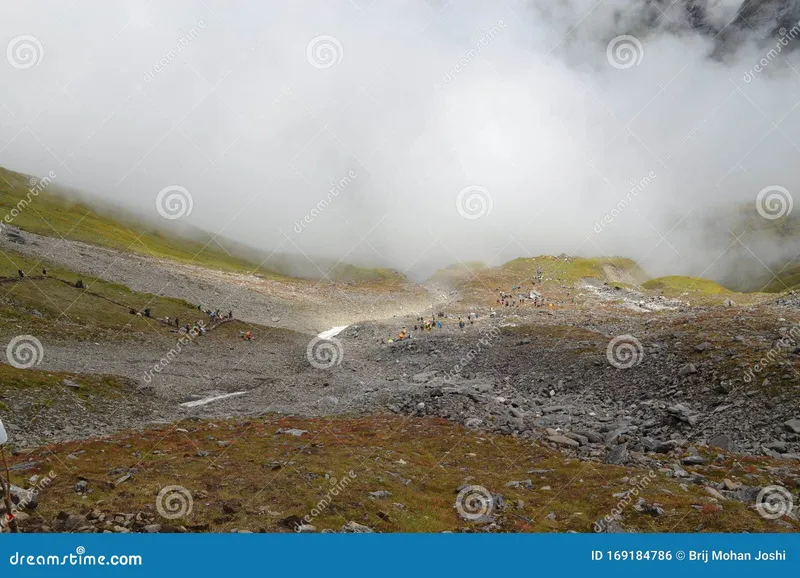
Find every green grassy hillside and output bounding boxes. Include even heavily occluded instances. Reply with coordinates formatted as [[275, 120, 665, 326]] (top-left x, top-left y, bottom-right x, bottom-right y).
[[0, 166, 401, 284], [643, 275, 732, 296], [0, 246, 198, 342]]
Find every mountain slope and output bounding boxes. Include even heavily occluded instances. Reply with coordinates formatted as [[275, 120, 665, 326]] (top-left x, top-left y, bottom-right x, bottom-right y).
[[0, 166, 402, 284]]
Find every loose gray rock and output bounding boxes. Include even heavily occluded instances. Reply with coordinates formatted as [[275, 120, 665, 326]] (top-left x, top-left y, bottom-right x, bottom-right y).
[[682, 455, 706, 465], [785, 418, 800, 434], [547, 435, 579, 448], [709, 434, 732, 451], [340, 521, 374, 533], [277, 428, 307, 437], [605, 443, 630, 466]]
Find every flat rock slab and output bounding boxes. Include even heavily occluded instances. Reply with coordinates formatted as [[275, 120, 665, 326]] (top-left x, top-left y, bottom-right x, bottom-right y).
[[547, 435, 579, 448], [785, 418, 800, 434]]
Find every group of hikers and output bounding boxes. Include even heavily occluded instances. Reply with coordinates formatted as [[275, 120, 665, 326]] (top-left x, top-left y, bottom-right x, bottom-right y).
[[193, 304, 254, 340], [126, 303, 245, 339], [497, 292, 522, 307], [17, 268, 48, 278], [392, 312, 479, 341], [159, 314, 206, 336], [197, 304, 233, 322], [496, 276, 552, 308]]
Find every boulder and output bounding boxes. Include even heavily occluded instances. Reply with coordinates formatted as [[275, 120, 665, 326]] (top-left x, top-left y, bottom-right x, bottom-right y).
[[547, 435, 579, 448], [605, 443, 630, 465], [709, 434, 732, 451], [784, 418, 800, 434]]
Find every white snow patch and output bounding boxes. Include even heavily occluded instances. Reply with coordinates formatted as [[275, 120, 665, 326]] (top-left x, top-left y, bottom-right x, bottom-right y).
[[317, 325, 348, 339], [180, 391, 247, 408]]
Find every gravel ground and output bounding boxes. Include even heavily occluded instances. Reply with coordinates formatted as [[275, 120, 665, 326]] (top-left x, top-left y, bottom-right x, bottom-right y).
[[2, 229, 799, 467]]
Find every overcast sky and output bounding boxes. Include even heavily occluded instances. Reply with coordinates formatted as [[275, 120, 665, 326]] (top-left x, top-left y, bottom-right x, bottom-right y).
[[1, 0, 799, 280]]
